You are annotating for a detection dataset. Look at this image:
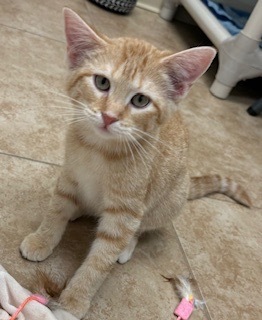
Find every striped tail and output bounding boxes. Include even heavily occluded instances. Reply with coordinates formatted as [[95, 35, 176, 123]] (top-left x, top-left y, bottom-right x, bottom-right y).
[[188, 175, 252, 207]]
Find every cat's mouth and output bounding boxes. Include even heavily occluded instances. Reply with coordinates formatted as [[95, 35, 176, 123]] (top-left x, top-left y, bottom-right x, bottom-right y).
[[96, 124, 115, 137], [95, 124, 129, 143], [99, 125, 110, 133], [92, 120, 127, 140]]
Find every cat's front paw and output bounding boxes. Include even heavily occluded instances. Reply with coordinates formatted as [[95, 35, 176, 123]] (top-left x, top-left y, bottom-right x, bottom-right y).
[[20, 233, 53, 261], [117, 249, 133, 264], [117, 237, 137, 264]]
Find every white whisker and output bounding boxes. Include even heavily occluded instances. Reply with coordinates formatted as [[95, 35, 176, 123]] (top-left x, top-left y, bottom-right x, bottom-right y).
[[50, 99, 85, 112], [45, 90, 88, 110], [64, 116, 87, 124], [121, 135, 128, 157], [131, 139, 150, 177], [131, 131, 163, 158], [125, 137, 137, 172], [61, 119, 86, 129], [118, 136, 131, 172], [134, 139, 153, 163], [49, 101, 83, 111], [58, 113, 83, 117], [132, 127, 172, 151], [126, 132, 151, 177]]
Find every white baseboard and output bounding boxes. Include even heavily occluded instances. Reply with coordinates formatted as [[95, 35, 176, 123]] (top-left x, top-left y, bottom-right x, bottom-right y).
[[136, 1, 161, 14]]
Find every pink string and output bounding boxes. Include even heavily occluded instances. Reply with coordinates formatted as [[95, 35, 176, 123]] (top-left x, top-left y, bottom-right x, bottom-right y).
[[9, 294, 48, 320]]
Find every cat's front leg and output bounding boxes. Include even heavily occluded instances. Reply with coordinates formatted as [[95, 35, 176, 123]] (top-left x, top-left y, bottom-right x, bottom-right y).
[[20, 173, 79, 261], [58, 203, 144, 319]]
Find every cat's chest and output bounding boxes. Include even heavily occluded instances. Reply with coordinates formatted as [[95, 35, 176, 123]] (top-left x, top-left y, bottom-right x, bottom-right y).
[[72, 152, 106, 213]]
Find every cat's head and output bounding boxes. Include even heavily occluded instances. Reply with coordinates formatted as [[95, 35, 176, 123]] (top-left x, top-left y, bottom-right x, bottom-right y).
[[63, 8, 216, 147]]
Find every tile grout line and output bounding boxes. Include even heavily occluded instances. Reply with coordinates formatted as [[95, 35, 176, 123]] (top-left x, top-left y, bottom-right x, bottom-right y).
[[0, 23, 65, 44], [171, 222, 213, 320], [0, 151, 61, 167]]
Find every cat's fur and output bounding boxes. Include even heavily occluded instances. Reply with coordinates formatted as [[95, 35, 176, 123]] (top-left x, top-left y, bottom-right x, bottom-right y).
[[20, 8, 251, 319]]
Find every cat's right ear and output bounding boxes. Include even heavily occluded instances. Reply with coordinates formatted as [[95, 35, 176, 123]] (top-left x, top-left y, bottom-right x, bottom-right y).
[[63, 8, 106, 68]]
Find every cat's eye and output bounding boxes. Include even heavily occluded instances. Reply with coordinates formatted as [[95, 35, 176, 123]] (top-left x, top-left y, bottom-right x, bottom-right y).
[[131, 94, 150, 109], [94, 75, 110, 91]]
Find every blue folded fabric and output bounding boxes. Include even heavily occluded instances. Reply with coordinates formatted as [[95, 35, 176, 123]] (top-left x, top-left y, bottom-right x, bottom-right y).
[[202, 0, 250, 35]]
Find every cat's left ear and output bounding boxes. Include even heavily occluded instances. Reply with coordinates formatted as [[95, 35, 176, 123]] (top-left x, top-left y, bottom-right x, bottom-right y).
[[63, 8, 107, 68], [161, 47, 216, 100]]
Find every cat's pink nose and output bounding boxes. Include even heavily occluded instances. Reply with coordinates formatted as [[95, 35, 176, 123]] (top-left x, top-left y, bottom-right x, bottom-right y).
[[101, 112, 118, 127]]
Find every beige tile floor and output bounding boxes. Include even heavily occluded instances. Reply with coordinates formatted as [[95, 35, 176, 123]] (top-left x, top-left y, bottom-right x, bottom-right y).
[[0, 1, 261, 319]]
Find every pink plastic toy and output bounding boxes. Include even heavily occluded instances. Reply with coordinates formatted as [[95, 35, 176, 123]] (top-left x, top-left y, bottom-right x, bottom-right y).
[[174, 298, 194, 320]]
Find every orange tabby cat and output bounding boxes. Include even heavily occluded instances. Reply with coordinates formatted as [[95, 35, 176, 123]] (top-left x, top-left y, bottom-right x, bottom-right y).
[[20, 8, 251, 319]]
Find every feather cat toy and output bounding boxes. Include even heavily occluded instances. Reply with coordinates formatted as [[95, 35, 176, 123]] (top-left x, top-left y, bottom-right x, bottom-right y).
[[163, 275, 205, 320]]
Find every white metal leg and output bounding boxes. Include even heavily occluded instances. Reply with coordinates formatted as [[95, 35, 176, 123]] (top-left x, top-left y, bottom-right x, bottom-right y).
[[180, 0, 230, 47], [242, 0, 262, 40], [211, 0, 262, 98], [160, 0, 230, 47], [160, 0, 180, 21], [159, 0, 262, 99], [210, 33, 262, 98]]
